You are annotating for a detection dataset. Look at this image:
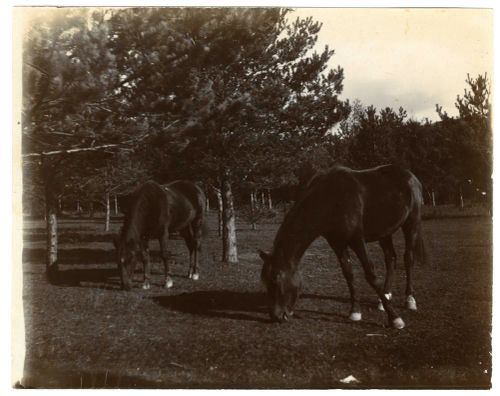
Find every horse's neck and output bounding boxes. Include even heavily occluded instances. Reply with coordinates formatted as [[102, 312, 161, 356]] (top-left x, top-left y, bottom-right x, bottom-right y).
[[273, 206, 318, 267], [122, 219, 140, 242], [123, 200, 147, 241]]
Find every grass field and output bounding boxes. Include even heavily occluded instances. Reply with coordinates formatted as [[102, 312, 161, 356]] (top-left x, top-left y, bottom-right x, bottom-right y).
[[19, 211, 492, 388]]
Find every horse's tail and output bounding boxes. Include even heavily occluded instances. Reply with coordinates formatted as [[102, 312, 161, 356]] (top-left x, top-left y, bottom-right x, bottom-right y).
[[413, 221, 428, 266], [409, 171, 427, 266]]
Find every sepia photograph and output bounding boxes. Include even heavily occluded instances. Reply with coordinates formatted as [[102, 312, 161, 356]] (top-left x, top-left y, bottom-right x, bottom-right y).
[[12, 2, 493, 389]]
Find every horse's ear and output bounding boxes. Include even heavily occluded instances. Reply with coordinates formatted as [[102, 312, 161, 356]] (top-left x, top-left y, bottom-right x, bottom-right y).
[[261, 259, 271, 284], [258, 250, 271, 262]]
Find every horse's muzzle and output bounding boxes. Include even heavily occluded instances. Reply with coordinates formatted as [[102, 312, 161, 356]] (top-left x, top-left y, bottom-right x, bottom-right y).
[[119, 264, 133, 291], [120, 273, 133, 291]]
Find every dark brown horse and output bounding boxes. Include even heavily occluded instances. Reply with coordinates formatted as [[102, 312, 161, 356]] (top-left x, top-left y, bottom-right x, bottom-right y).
[[259, 164, 426, 329], [114, 180, 206, 290]]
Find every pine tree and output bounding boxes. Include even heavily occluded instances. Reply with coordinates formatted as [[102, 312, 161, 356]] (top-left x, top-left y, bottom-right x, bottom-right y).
[[106, 8, 349, 263]]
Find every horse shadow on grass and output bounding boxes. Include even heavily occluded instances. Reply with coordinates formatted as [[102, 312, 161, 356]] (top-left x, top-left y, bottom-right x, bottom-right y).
[[151, 291, 379, 326], [23, 232, 116, 244], [152, 290, 271, 323], [301, 292, 377, 306], [24, 247, 121, 289], [300, 293, 405, 328], [46, 265, 122, 289], [23, 247, 116, 265], [24, 245, 188, 290]]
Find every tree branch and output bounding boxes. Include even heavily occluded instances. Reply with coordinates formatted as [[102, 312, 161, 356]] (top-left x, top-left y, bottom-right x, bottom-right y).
[[24, 61, 50, 76], [22, 143, 122, 158], [22, 120, 181, 159]]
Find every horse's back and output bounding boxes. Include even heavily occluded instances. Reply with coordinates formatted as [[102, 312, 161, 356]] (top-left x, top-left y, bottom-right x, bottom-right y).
[[163, 180, 205, 231], [121, 180, 205, 237], [355, 165, 423, 239], [314, 165, 423, 241], [164, 180, 205, 212], [355, 165, 421, 200]]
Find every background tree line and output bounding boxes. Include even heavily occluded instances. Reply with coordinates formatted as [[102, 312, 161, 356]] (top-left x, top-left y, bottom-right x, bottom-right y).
[[21, 8, 491, 274]]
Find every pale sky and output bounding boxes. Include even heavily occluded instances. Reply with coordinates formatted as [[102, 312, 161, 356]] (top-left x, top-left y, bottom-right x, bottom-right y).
[[293, 8, 493, 121]]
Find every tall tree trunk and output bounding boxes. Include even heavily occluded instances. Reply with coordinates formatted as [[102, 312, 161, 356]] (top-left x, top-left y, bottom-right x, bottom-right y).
[[89, 201, 95, 218], [114, 195, 118, 215], [267, 188, 273, 209], [104, 193, 110, 232], [76, 200, 82, 214], [221, 171, 238, 263], [205, 197, 210, 213], [261, 190, 265, 207], [215, 187, 223, 237], [46, 195, 58, 271], [42, 157, 59, 281], [431, 190, 436, 207], [250, 191, 257, 231]]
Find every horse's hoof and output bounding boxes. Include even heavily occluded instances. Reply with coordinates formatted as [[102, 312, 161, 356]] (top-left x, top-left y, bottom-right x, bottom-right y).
[[406, 295, 417, 311], [142, 282, 151, 290], [165, 278, 173, 289], [349, 312, 362, 321], [192, 273, 199, 281], [378, 293, 392, 311], [392, 317, 405, 329]]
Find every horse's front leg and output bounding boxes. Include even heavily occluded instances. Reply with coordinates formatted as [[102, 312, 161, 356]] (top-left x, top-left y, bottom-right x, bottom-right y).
[[140, 240, 151, 290], [159, 232, 173, 289], [326, 236, 361, 321]]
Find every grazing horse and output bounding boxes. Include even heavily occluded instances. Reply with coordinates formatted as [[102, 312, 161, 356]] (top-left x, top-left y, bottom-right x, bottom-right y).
[[114, 180, 206, 290], [259, 164, 426, 329]]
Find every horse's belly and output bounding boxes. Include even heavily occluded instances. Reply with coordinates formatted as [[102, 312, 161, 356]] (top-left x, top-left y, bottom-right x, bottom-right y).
[[364, 222, 402, 242], [168, 218, 192, 233], [363, 205, 409, 242]]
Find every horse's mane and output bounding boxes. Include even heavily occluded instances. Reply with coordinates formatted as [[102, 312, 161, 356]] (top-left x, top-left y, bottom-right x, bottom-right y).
[[272, 173, 324, 254], [271, 165, 351, 254]]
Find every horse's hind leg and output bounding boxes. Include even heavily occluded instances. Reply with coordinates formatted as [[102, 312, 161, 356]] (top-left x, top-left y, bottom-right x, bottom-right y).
[[377, 236, 397, 311], [181, 227, 197, 280], [349, 236, 405, 329], [191, 220, 203, 280], [402, 221, 418, 310], [183, 220, 202, 281], [159, 230, 173, 289], [338, 250, 362, 321], [140, 240, 151, 290]]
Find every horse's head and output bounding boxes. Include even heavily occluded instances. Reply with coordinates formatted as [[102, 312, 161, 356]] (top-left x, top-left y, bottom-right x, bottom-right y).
[[259, 250, 301, 323], [113, 236, 139, 290]]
